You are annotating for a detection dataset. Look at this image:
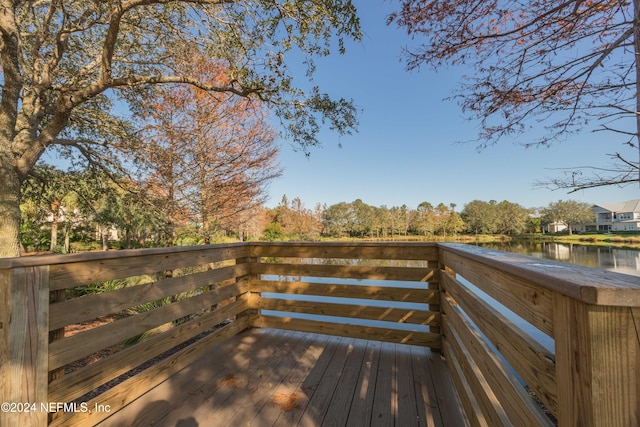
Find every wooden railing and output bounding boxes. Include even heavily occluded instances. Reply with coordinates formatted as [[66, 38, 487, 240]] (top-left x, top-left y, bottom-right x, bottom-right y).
[[247, 242, 441, 347], [0, 244, 253, 427], [439, 242, 640, 427], [1, 242, 639, 426]]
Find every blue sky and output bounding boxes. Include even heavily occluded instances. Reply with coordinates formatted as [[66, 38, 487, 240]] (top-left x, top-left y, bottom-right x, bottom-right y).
[[265, 1, 640, 210]]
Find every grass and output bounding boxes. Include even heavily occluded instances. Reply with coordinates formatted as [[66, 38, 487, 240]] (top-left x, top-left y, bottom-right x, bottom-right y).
[[318, 234, 512, 243], [515, 232, 640, 249]]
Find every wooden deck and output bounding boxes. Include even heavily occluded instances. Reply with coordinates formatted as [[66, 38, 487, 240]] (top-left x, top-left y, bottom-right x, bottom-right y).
[[95, 328, 468, 427]]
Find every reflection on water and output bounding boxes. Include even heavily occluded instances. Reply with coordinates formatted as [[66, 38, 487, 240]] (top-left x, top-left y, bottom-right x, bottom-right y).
[[479, 241, 640, 277]]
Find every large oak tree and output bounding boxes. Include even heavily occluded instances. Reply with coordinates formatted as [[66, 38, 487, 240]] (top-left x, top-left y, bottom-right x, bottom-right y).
[[390, 0, 640, 192], [0, 0, 360, 257]]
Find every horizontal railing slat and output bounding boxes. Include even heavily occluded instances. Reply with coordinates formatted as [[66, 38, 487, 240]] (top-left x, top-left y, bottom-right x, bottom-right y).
[[49, 283, 250, 370], [250, 242, 439, 261], [253, 262, 437, 282], [50, 264, 248, 330], [252, 315, 439, 347], [441, 337, 505, 427], [49, 318, 250, 427], [442, 271, 558, 415], [255, 298, 439, 326], [48, 297, 249, 403], [49, 246, 247, 290], [252, 280, 439, 304], [443, 297, 554, 427], [439, 242, 640, 306], [441, 249, 553, 336]]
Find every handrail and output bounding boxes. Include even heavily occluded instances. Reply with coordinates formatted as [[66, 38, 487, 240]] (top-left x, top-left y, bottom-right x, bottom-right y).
[[440, 242, 640, 306], [0, 243, 247, 268], [0, 241, 638, 426]]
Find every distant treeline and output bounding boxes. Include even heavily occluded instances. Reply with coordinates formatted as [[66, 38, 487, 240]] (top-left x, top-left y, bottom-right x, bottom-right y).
[[20, 165, 593, 253], [263, 197, 590, 241]]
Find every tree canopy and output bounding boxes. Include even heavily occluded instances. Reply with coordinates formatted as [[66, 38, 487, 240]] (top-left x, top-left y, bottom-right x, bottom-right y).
[[541, 200, 595, 234], [136, 50, 281, 244], [0, 0, 361, 257], [389, 0, 640, 192]]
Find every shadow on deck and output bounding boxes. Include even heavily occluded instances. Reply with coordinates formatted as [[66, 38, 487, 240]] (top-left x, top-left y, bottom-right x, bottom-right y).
[[96, 328, 467, 427]]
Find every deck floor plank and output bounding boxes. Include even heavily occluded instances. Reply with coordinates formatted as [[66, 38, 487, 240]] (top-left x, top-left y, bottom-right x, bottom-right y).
[[397, 344, 422, 427], [94, 327, 288, 427], [371, 341, 397, 427], [320, 338, 368, 427], [247, 332, 332, 426], [344, 339, 382, 427], [200, 329, 312, 426], [427, 347, 470, 427], [96, 328, 468, 427], [227, 332, 332, 427], [297, 336, 356, 427], [410, 345, 443, 427], [274, 334, 344, 427], [158, 328, 302, 426]]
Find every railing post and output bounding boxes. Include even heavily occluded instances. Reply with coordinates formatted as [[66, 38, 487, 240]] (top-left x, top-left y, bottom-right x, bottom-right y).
[[235, 252, 259, 327], [47, 288, 66, 425], [553, 293, 639, 426], [435, 246, 450, 352], [0, 266, 50, 427]]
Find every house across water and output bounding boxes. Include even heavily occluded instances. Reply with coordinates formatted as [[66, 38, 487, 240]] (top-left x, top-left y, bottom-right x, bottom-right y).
[[590, 199, 640, 232]]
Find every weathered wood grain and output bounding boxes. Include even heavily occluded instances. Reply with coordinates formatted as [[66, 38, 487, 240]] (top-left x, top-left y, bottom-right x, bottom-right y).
[[0, 267, 49, 427], [344, 340, 382, 427], [274, 333, 345, 426], [440, 242, 640, 306], [49, 245, 247, 290], [250, 241, 439, 261], [320, 339, 368, 426], [244, 333, 334, 426], [0, 243, 248, 269], [101, 328, 296, 427], [205, 330, 329, 426], [409, 345, 444, 427], [92, 329, 467, 427], [442, 338, 491, 427]]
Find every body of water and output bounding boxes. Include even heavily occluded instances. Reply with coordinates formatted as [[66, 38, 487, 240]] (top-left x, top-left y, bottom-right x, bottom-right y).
[[478, 241, 640, 277]]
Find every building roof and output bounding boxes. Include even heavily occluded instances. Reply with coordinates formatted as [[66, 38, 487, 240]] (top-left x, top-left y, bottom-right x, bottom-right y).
[[593, 200, 640, 213]]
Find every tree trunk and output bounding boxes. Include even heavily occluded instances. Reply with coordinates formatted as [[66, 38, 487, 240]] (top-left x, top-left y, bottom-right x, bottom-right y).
[[202, 213, 210, 245], [166, 220, 175, 247], [64, 223, 71, 253], [635, 0, 640, 186], [50, 214, 59, 252], [101, 227, 109, 251], [0, 158, 22, 258]]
